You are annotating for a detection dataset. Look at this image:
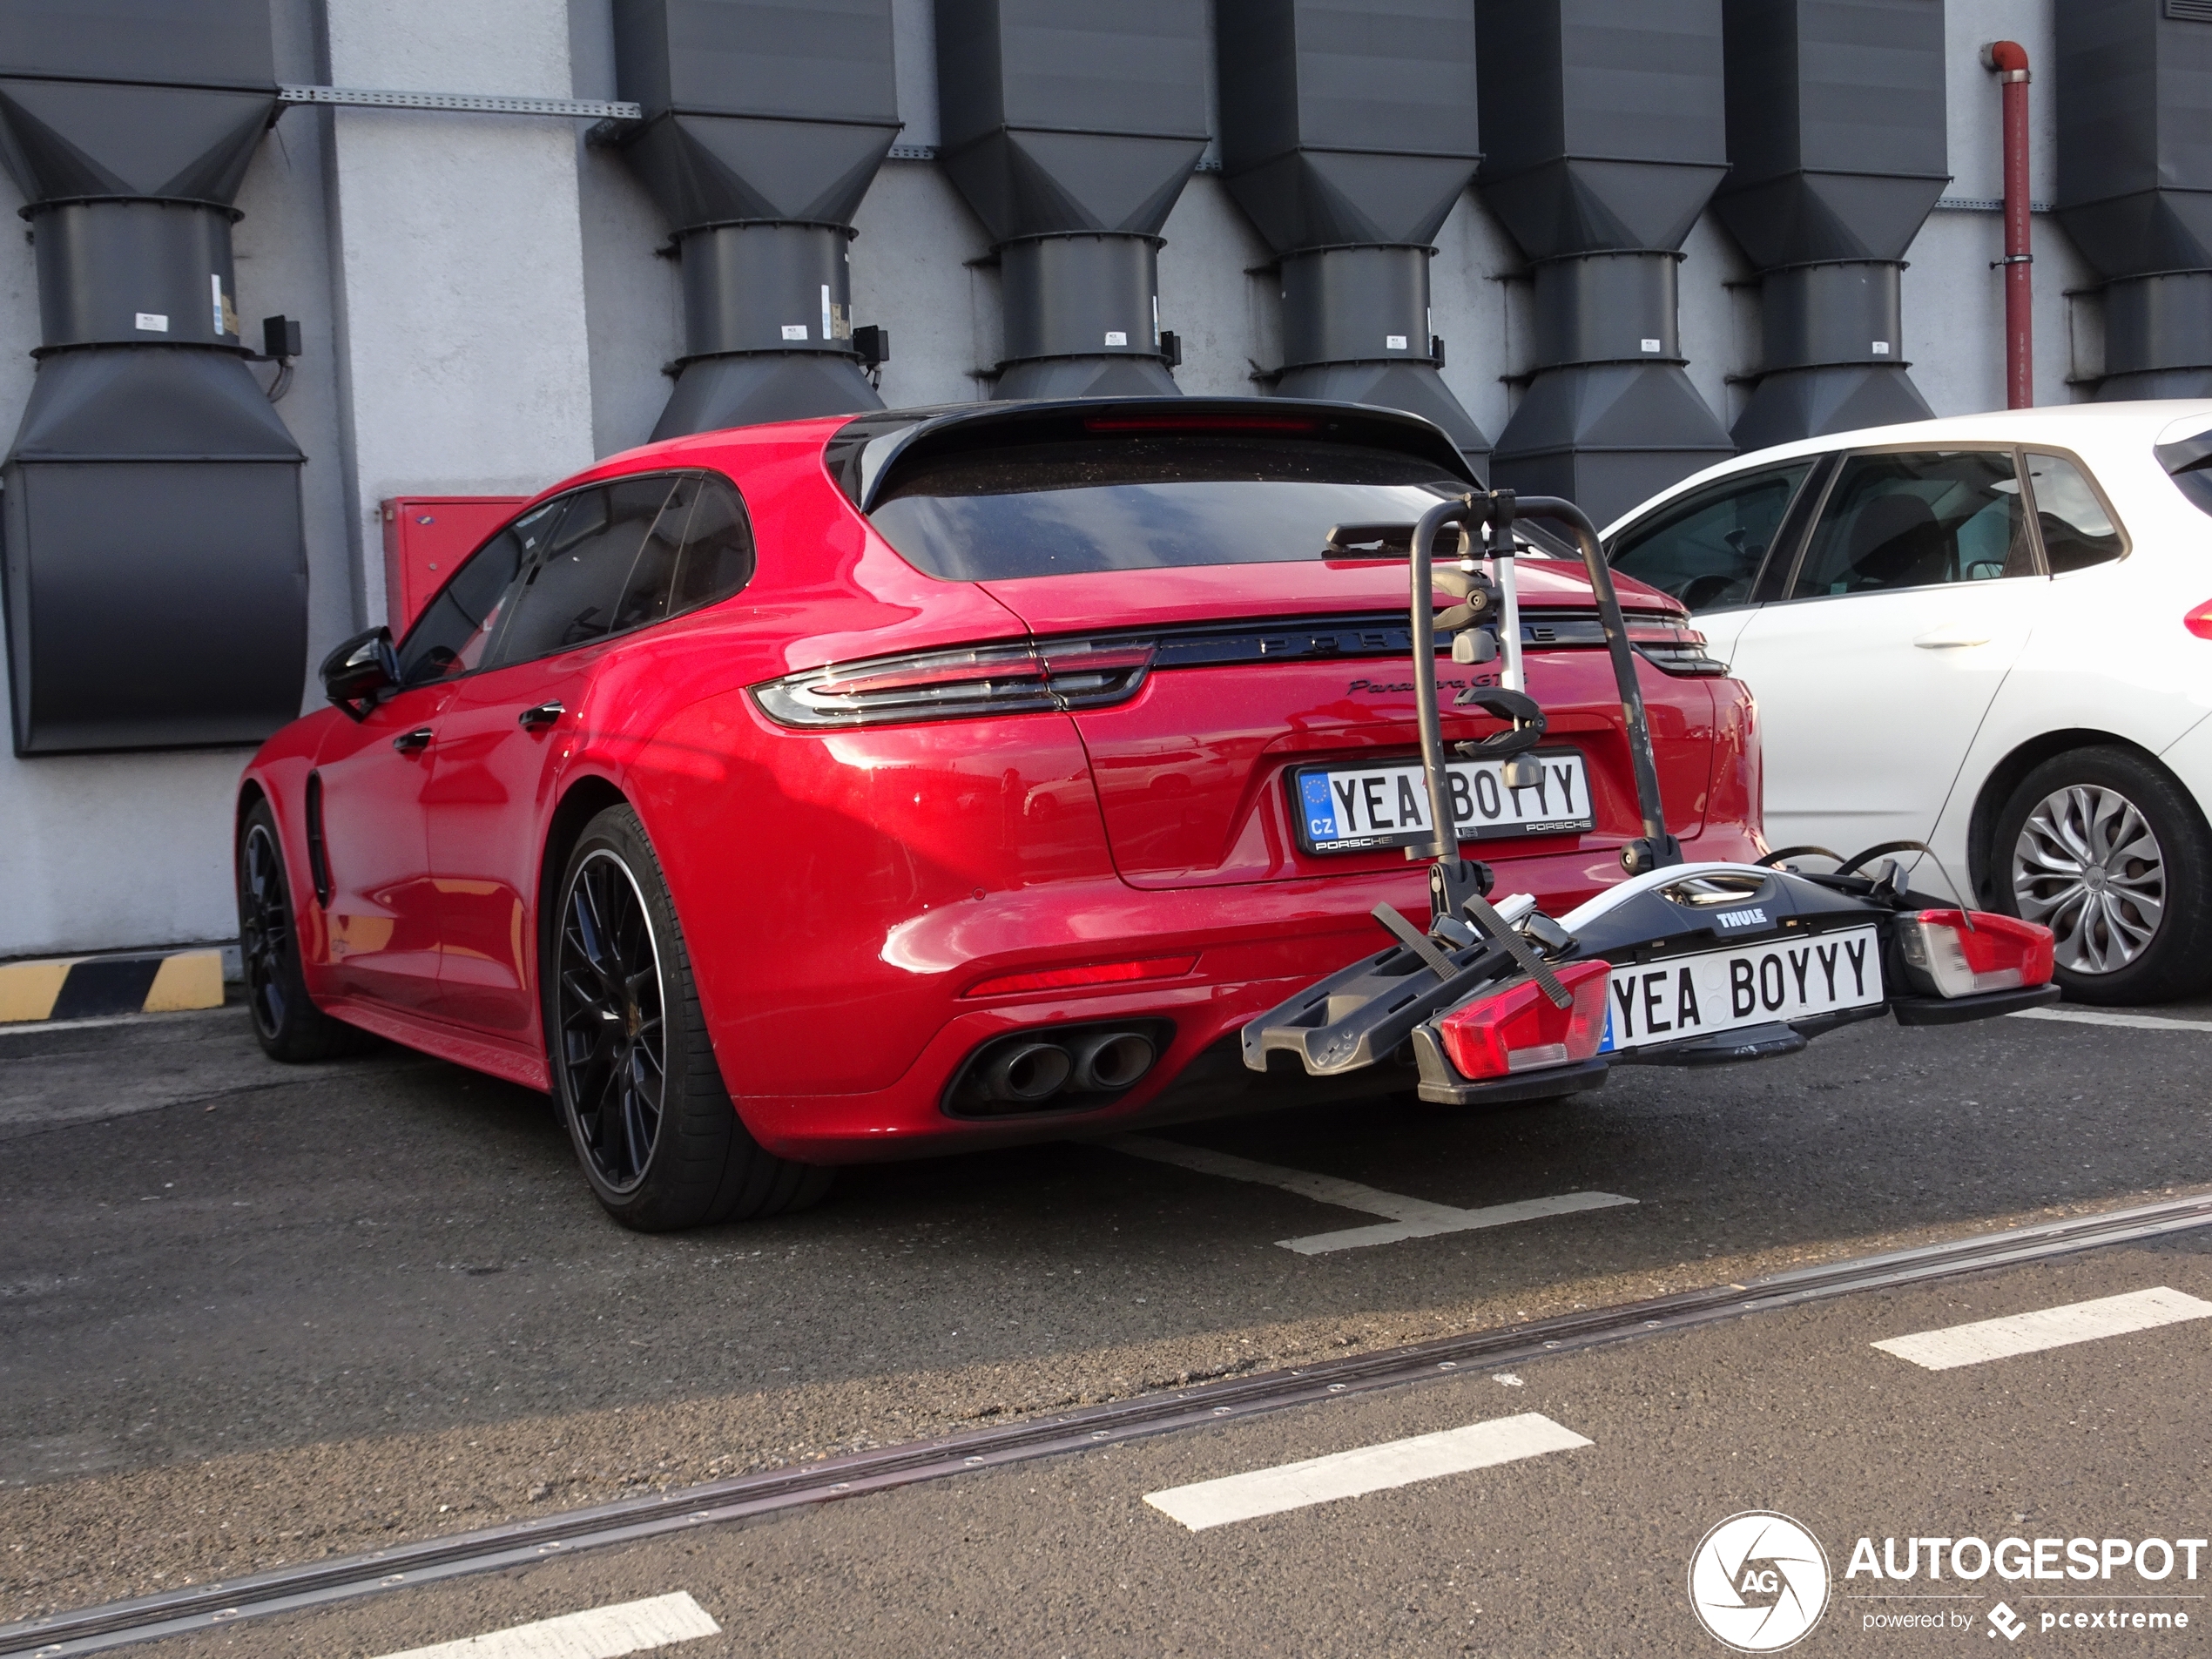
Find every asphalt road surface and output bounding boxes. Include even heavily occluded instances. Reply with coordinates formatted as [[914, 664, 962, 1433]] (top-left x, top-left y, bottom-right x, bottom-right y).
[[3, 991, 2208, 1656]]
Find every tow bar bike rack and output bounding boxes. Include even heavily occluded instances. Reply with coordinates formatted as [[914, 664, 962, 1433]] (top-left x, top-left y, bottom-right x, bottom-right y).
[[1243, 489, 2060, 1105]]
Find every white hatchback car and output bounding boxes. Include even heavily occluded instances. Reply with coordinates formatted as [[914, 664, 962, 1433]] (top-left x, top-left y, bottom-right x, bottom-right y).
[[1599, 401, 2212, 1005]]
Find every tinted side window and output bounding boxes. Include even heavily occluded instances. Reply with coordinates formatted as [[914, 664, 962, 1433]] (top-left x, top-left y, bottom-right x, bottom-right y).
[[488, 475, 677, 668], [602, 471, 757, 631], [1791, 451, 2032, 598], [2025, 452, 2126, 573], [667, 475, 756, 615], [395, 499, 562, 686], [1607, 463, 1813, 610]]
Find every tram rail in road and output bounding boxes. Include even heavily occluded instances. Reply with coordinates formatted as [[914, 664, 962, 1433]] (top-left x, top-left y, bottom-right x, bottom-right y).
[[9, 1189, 2211, 1658]]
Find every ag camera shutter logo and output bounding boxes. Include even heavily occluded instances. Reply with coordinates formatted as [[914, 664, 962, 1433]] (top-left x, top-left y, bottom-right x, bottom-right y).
[[1689, 1512, 1831, 1651]]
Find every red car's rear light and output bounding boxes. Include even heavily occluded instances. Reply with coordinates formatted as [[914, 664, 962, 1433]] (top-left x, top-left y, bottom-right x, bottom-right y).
[[1625, 621, 1730, 677], [2185, 597, 2212, 639], [1896, 909, 2054, 997], [964, 954, 1197, 998], [1436, 960, 1613, 1079], [753, 637, 1156, 728]]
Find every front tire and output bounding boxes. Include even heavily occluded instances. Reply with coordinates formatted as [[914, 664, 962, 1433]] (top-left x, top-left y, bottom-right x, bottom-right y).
[[1991, 747, 2212, 1005], [547, 805, 830, 1231], [236, 799, 375, 1062]]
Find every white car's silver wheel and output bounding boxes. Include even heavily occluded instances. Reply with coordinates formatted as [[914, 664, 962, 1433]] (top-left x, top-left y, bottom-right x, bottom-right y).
[[2010, 783, 2166, 975]]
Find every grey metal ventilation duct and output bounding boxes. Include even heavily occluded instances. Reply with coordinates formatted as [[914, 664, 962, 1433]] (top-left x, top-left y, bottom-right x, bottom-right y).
[[934, 0, 1208, 400], [1474, 0, 1735, 527], [613, 0, 899, 439], [0, 0, 303, 755], [1214, 0, 1487, 461], [2056, 0, 2212, 400], [1712, 0, 1946, 451]]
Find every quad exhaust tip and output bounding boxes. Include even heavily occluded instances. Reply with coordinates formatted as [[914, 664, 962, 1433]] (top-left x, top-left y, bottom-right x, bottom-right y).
[[951, 1021, 1172, 1117]]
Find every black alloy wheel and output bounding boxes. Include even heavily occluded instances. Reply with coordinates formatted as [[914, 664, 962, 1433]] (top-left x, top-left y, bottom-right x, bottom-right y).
[[234, 799, 374, 1062], [555, 847, 668, 1193], [546, 805, 830, 1230]]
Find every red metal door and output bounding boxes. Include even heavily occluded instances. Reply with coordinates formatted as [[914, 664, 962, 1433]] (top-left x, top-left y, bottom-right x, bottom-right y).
[[420, 654, 595, 1036], [309, 683, 451, 1012]]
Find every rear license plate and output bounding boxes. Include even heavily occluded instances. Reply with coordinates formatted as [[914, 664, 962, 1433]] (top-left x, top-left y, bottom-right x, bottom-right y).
[[1598, 925, 1884, 1053], [1292, 749, 1592, 854]]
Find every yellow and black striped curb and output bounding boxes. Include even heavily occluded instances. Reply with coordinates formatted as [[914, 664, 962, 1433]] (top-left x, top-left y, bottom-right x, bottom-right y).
[[0, 948, 226, 1024]]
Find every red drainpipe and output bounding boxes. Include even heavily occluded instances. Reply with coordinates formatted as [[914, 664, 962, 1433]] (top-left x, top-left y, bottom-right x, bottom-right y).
[[1983, 40, 2033, 408]]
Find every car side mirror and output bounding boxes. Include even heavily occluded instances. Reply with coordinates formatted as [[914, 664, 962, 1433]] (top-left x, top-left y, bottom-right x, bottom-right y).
[[320, 626, 398, 719]]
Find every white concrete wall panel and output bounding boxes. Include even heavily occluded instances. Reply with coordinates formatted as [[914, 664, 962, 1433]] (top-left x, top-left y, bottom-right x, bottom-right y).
[[849, 161, 996, 407], [322, 0, 597, 628]]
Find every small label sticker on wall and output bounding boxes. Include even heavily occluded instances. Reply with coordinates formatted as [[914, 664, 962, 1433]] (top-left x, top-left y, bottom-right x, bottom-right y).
[[1640, 338, 1662, 353], [1871, 341, 1892, 354], [781, 324, 808, 341], [1104, 330, 1128, 346], [1386, 334, 1408, 349], [135, 313, 170, 333], [821, 284, 833, 342]]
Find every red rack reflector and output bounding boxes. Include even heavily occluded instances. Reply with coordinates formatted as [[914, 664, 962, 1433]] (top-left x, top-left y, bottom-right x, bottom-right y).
[[1436, 959, 1614, 1080]]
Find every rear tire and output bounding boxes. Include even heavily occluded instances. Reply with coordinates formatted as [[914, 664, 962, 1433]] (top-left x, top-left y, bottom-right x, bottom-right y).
[[546, 804, 831, 1231], [1990, 747, 2212, 1005], [236, 799, 377, 1062]]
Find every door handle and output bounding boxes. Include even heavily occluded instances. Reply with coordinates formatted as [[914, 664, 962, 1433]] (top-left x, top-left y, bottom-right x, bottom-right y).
[[1912, 626, 1991, 649], [392, 726, 433, 754], [518, 701, 564, 731]]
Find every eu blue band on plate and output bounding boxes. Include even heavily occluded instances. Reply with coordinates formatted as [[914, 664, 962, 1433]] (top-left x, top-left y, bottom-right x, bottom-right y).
[[1300, 772, 1340, 842]]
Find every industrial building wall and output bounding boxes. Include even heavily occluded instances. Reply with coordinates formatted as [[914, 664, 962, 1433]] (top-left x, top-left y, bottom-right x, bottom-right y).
[[0, 0, 2088, 962]]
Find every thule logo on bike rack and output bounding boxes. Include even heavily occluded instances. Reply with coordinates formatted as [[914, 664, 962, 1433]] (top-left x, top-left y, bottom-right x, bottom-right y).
[[1715, 907, 1769, 928]]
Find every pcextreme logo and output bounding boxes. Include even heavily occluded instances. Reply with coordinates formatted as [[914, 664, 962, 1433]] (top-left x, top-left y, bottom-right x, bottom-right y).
[[1689, 1512, 1832, 1651]]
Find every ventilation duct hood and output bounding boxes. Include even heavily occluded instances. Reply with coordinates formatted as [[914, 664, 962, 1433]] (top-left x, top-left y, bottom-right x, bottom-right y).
[[1215, 0, 1487, 462], [613, 0, 899, 439], [1712, 0, 1945, 451], [2057, 0, 2212, 400], [934, 0, 1208, 401], [1474, 0, 1734, 527], [0, 0, 304, 755]]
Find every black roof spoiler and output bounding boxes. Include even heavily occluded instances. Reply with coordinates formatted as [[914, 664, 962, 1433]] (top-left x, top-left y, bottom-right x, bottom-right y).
[[824, 396, 1480, 513]]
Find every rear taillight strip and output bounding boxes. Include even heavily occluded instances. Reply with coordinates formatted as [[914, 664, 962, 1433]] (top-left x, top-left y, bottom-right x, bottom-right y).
[[752, 610, 1723, 729], [753, 639, 1155, 728]]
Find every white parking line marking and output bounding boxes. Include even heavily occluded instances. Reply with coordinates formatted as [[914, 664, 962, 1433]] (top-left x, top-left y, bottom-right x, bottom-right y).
[[374, 1592, 719, 1659], [1108, 1136, 1635, 1254], [1143, 1412, 1591, 1530], [1871, 1287, 2212, 1371], [2009, 1008, 2212, 1033]]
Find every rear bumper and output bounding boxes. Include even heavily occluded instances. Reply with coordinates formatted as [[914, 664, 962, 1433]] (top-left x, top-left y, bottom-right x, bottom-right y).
[[726, 822, 1765, 1161]]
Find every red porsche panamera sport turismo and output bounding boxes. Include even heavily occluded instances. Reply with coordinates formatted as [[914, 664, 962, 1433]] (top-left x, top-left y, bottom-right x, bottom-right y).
[[236, 399, 1761, 1229]]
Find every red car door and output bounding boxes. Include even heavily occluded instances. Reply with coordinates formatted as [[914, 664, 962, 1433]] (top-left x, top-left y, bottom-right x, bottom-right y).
[[314, 499, 553, 1019], [311, 682, 448, 1011], [423, 473, 685, 1035]]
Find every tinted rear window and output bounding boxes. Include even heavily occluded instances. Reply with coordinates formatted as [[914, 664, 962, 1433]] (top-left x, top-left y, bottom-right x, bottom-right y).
[[867, 437, 1466, 581]]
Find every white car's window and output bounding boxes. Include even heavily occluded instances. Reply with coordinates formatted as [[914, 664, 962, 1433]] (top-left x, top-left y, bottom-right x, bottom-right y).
[[1790, 451, 2032, 598], [2025, 452, 2125, 574], [1606, 462, 1814, 610]]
